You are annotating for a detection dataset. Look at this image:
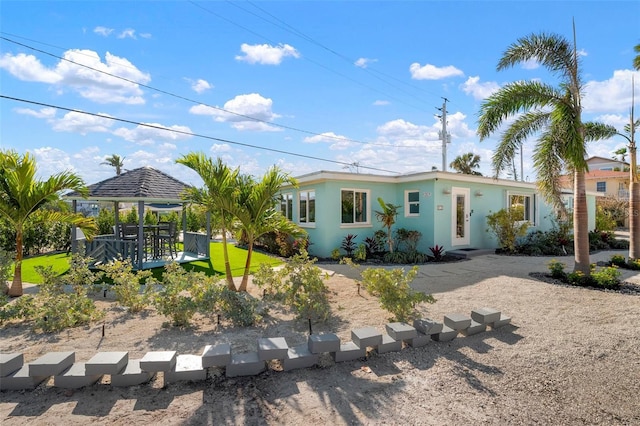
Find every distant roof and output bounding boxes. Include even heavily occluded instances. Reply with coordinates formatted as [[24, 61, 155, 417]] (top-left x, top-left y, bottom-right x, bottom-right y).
[[65, 166, 192, 202], [582, 170, 629, 179], [586, 156, 629, 166]]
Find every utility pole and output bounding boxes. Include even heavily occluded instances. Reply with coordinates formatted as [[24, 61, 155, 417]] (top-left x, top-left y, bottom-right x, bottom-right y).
[[437, 98, 451, 171]]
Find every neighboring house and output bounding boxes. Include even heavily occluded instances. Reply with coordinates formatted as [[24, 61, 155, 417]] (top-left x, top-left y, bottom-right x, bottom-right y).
[[560, 170, 629, 200], [586, 156, 629, 171], [278, 170, 597, 258]]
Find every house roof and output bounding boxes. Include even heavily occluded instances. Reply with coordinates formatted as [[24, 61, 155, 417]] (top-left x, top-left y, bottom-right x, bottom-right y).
[[586, 156, 629, 166], [65, 166, 192, 203], [560, 170, 628, 184]]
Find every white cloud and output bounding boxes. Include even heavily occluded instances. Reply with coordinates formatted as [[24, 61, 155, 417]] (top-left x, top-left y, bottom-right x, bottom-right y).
[[0, 50, 151, 104], [52, 111, 114, 134], [139, 33, 152, 39], [373, 100, 389, 106], [15, 107, 57, 119], [211, 143, 232, 153], [31, 147, 76, 178], [118, 29, 136, 39], [94, 26, 114, 37], [461, 76, 500, 100], [583, 69, 640, 113], [594, 113, 630, 129], [521, 58, 539, 70], [235, 43, 300, 65], [112, 123, 193, 145], [409, 63, 463, 80], [190, 78, 213, 94], [355, 57, 377, 68], [190, 93, 281, 132], [304, 132, 351, 150]]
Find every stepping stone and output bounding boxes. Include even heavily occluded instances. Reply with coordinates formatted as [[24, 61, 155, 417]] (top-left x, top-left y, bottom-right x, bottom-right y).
[[489, 314, 511, 328], [308, 333, 340, 354], [332, 341, 366, 362], [460, 320, 487, 336], [471, 307, 501, 324], [29, 351, 75, 377], [444, 313, 472, 331], [111, 359, 153, 387], [406, 333, 430, 348], [385, 322, 417, 341], [1, 353, 23, 377], [377, 334, 402, 354], [431, 325, 458, 342], [283, 344, 319, 371], [54, 362, 101, 389], [226, 352, 266, 378], [413, 318, 443, 335], [258, 337, 288, 361], [85, 351, 128, 375], [140, 351, 177, 372], [0, 364, 47, 391], [351, 327, 382, 349], [165, 354, 206, 383], [202, 343, 232, 368]]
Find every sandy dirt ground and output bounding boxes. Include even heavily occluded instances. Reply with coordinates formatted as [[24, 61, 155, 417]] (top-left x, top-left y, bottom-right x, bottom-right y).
[[1, 254, 640, 425]]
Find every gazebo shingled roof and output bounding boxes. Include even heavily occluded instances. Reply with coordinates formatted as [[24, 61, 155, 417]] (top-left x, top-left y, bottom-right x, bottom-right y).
[[65, 166, 191, 202]]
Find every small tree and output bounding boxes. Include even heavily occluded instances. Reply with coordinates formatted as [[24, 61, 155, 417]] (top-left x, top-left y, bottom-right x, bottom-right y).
[[374, 197, 401, 253], [486, 208, 530, 252], [101, 154, 125, 176]]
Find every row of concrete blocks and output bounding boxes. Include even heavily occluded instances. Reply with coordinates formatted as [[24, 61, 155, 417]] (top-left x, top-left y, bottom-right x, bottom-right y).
[[0, 307, 510, 391]]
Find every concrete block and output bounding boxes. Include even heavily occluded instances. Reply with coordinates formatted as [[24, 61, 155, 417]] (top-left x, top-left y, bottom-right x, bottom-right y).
[[85, 351, 128, 375], [431, 325, 458, 342], [54, 362, 101, 389], [385, 322, 417, 341], [140, 351, 177, 372], [444, 313, 472, 331], [165, 354, 206, 383], [377, 334, 402, 354], [471, 307, 501, 324], [413, 318, 443, 335], [489, 314, 511, 328], [29, 351, 75, 377], [111, 359, 153, 387], [283, 344, 319, 371], [406, 333, 430, 348], [351, 327, 382, 349], [0, 364, 47, 391], [460, 320, 487, 336], [1, 353, 24, 377], [258, 337, 288, 361], [331, 341, 366, 362], [202, 343, 232, 368], [226, 352, 266, 378], [308, 333, 340, 354]]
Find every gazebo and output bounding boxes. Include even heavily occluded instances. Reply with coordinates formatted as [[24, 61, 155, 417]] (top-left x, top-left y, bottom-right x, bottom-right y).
[[65, 166, 211, 270]]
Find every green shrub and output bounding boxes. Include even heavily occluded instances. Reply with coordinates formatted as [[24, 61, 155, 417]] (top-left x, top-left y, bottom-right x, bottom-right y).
[[595, 204, 617, 231], [359, 266, 435, 322], [218, 288, 262, 327], [100, 259, 153, 313], [610, 254, 626, 267], [486, 208, 529, 252], [0, 248, 13, 293], [331, 248, 341, 261], [65, 254, 105, 295], [591, 266, 621, 289], [354, 243, 367, 262], [383, 251, 408, 264], [548, 259, 566, 279]]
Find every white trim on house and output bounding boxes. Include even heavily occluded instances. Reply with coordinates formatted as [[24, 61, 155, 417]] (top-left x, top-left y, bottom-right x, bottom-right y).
[[404, 189, 420, 217]]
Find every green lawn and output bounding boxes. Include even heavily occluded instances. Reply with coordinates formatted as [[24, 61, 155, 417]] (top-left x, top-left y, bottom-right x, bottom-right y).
[[16, 242, 283, 284]]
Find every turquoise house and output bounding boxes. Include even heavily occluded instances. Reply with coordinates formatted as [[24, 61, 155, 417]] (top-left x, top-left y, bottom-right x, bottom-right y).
[[278, 170, 596, 258]]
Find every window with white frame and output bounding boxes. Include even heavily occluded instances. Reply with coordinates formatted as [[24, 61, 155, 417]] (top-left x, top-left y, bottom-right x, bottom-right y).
[[341, 189, 369, 224], [298, 190, 315, 225], [280, 193, 293, 220], [596, 181, 606, 192], [508, 192, 536, 225], [405, 190, 420, 216]]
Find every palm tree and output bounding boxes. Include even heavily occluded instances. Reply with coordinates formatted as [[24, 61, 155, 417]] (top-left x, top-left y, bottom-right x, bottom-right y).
[[449, 152, 483, 175], [176, 153, 239, 290], [618, 75, 638, 258], [614, 147, 628, 162], [101, 154, 125, 176], [233, 167, 304, 292], [633, 43, 640, 71], [374, 197, 401, 253], [0, 150, 97, 296], [477, 28, 616, 274]]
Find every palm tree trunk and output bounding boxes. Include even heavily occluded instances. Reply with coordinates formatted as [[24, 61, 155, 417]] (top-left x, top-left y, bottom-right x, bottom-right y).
[[573, 170, 591, 274], [630, 181, 640, 259], [387, 226, 394, 253], [8, 227, 23, 297], [238, 239, 253, 292], [220, 222, 236, 291]]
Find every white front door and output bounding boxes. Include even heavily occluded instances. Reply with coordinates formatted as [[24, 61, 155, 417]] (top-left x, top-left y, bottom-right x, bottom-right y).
[[451, 187, 470, 246]]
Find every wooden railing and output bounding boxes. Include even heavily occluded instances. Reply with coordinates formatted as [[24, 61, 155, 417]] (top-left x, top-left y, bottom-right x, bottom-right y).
[[184, 232, 209, 257], [84, 234, 137, 266]]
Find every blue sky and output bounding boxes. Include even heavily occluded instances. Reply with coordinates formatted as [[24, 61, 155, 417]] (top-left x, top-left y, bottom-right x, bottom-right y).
[[1, 1, 639, 186]]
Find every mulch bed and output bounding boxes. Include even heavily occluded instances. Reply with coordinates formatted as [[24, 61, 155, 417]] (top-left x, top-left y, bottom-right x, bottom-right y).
[[529, 272, 640, 296]]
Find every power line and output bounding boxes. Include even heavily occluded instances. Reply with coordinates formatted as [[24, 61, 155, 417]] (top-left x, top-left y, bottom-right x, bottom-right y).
[[0, 94, 402, 175], [0, 35, 439, 150]]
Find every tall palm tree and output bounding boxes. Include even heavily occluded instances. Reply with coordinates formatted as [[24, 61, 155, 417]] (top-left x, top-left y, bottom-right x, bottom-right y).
[[0, 150, 97, 296], [374, 197, 401, 253], [449, 152, 483, 175], [176, 153, 239, 290], [233, 167, 303, 292], [619, 75, 638, 258], [101, 154, 125, 176], [477, 29, 616, 274], [633, 43, 640, 71]]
